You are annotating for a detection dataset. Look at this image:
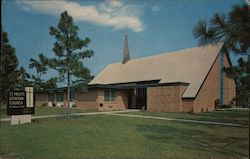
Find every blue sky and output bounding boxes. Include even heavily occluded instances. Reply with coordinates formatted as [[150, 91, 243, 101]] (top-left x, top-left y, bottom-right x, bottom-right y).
[[2, 0, 247, 84]]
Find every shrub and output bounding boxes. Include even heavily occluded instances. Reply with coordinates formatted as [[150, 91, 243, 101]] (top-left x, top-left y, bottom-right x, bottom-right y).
[[215, 99, 220, 108], [42, 102, 48, 106]]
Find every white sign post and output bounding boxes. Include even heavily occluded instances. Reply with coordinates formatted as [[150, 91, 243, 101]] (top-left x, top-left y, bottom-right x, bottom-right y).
[[10, 87, 34, 125]]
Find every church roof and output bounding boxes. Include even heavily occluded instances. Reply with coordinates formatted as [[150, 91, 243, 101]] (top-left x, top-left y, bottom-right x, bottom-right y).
[[89, 43, 223, 98]]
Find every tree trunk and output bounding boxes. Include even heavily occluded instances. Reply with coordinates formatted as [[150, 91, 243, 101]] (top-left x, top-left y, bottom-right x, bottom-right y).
[[67, 70, 70, 120]]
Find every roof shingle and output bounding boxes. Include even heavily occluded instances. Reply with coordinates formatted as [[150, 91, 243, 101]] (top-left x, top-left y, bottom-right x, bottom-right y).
[[89, 43, 223, 98]]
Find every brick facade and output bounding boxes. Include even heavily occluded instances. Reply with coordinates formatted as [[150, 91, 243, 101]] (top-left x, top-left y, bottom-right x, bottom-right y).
[[182, 99, 194, 112], [96, 89, 128, 111], [192, 51, 235, 112], [35, 93, 48, 106], [192, 53, 221, 112], [34, 91, 67, 107], [147, 85, 186, 112], [224, 54, 236, 105], [145, 51, 235, 113], [76, 89, 98, 110]]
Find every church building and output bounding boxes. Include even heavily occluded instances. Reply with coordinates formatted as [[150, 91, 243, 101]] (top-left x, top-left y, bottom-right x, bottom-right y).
[[35, 35, 235, 113]]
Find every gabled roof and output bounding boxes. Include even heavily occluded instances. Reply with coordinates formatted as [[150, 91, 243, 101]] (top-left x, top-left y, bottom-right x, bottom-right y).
[[89, 43, 224, 98]]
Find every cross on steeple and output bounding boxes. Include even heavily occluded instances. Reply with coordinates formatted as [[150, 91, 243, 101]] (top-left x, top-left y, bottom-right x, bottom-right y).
[[122, 34, 130, 64]]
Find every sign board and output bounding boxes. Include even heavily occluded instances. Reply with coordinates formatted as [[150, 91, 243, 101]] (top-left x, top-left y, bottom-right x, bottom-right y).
[[7, 89, 34, 116]]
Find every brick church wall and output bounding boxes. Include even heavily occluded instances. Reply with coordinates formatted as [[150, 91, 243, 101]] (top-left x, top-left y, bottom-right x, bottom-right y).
[[76, 89, 98, 110], [224, 54, 236, 106], [192, 53, 221, 112], [96, 89, 128, 111], [147, 85, 184, 112], [35, 93, 48, 106], [193, 51, 235, 113], [182, 99, 194, 112]]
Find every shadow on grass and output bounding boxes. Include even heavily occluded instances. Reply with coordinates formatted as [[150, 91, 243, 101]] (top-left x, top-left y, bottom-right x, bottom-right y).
[[136, 124, 249, 157]]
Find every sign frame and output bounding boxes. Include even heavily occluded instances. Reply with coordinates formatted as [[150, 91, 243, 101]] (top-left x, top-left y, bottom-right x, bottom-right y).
[[7, 90, 35, 116]]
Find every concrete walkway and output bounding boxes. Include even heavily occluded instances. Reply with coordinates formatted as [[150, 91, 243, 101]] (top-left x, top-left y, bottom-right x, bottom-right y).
[[107, 113, 249, 128], [0, 110, 140, 122], [1, 110, 248, 128]]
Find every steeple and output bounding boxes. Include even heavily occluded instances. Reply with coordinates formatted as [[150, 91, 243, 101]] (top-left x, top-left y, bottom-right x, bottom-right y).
[[122, 34, 130, 64]]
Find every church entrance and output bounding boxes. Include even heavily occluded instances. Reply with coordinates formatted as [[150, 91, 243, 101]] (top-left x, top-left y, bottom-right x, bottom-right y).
[[136, 88, 147, 110], [127, 88, 147, 110]]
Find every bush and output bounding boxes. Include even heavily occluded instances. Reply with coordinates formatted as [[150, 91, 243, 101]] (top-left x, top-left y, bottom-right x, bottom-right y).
[[215, 99, 233, 109], [214, 99, 234, 109], [42, 102, 48, 106], [215, 99, 220, 108]]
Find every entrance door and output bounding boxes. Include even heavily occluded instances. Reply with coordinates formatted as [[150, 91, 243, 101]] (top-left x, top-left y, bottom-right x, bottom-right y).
[[136, 88, 147, 110]]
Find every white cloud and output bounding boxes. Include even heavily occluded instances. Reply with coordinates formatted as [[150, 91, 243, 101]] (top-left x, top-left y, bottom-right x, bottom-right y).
[[108, 0, 122, 7], [16, 0, 143, 32], [151, 5, 160, 12], [245, 0, 250, 5]]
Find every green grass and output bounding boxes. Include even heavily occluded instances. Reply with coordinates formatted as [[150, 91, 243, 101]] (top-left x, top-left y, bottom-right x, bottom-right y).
[[0, 110, 249, 159], [0, 106, 96, 118], [123, 108, 249, 126]]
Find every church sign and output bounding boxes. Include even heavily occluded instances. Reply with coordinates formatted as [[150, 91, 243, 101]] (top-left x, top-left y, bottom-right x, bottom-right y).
[[7, 88, 34, 116]]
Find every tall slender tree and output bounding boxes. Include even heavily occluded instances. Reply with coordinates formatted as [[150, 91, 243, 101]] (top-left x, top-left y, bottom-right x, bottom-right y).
[[192, 4, 250, 106], [49, 11, 94, 120], [29, 53, 49, 90], [29, 53, 57, 90], [29, 53, 48, 79], [17, 66, 31, 90], [0, 28, 19, 103]]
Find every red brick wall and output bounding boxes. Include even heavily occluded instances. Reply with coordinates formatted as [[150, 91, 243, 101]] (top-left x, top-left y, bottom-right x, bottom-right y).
[[147, 85, 184, 112], [193, 53, 220, 112], [179, 86, 188, 112], [224, 54, 236, 105], [193, 51, 236, 112], [76, 89, 98, 110], [35, 93, 48, 106], [97, 89, 128, 111], [182, 99, 194, 112]]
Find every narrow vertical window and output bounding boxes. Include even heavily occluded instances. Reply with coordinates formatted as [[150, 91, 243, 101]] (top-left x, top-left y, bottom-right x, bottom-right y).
[[104, 90, 110, 101]]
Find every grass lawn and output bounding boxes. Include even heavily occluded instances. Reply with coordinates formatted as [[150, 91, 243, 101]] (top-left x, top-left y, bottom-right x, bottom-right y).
[[0, 105, 96, 118], [123, 108, 249, 126], [0, 109, 249, 159]]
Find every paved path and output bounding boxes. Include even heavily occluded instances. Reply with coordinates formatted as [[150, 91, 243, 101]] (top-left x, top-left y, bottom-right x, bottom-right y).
[[107, 113, 248, 127], [1, 110, 248, 128], [0, 110, 140, 122]]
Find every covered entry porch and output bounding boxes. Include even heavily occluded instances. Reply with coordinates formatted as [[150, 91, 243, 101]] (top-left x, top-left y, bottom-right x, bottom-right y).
[[89, 80, 160, 111], [127, 88, 147, 110]]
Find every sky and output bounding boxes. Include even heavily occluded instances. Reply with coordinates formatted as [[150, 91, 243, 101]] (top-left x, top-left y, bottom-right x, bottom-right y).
[[2, 0, 248, 85]]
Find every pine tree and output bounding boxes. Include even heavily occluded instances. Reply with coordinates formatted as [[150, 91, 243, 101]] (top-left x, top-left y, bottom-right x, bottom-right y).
[[0, 28, 19, 103], [192, 4, 250, 107], [49, 11, 94, 119], [17, 66, 31, 90]]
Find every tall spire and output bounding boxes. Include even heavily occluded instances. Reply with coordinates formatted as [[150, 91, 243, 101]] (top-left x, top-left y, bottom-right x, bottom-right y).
[[122, 34, 130, 64]]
